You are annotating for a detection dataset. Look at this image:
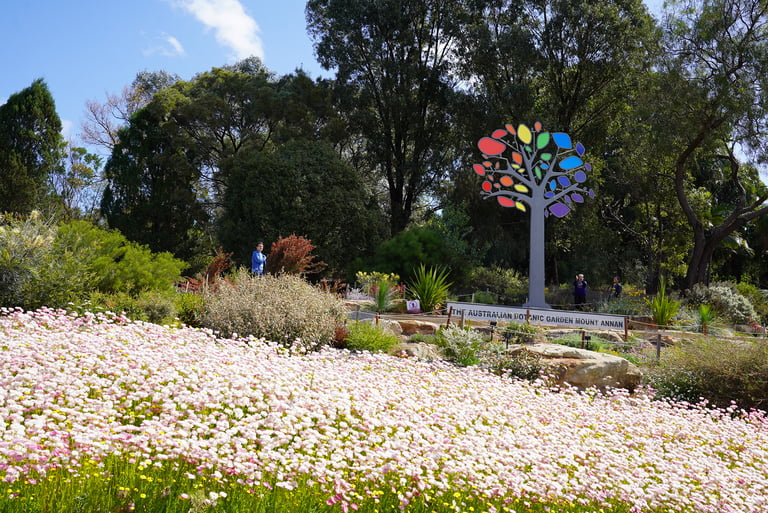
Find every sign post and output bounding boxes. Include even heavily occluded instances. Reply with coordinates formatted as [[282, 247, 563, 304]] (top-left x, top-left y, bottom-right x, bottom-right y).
[[446, 301, 626, 332]]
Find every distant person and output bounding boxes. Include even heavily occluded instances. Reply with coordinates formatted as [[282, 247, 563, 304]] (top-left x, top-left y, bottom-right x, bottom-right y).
[[611, 276, 623, 298], [573, 273, 588, 309], [251, 242, 266, 275]]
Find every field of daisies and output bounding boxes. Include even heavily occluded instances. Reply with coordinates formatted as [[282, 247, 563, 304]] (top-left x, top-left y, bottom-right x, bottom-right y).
[[1, 307, 767, 513]]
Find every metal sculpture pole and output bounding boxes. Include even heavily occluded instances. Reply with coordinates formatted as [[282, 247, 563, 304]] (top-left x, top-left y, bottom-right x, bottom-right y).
[[473, 122, 594, 309]]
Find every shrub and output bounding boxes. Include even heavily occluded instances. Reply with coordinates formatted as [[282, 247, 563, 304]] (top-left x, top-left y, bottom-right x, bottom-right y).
[[175, 292, 205, 327], [595, 284, 648, 315], [55, 220, 186, 295], [333, 324, 349, 349], [0, 211, 57, 307], [265, 234, 325, 276], [644, 336, 768, 410], [22, 252, 95, 310], [407, 265, 452, 313], [371, 226, 454, 280], [344, 321, 401, 353], [696, 304, 716, 333], [434, 325, 495, 367], [179, 247, 234, 293], [70, 289, 176, 324], [135, 290, 177, 324], [471, 290, 498, 304], [408, 332, 437, 344], [734, 281, 768, 324], [199, 268, 346, 351], [82, 291, 143, 319], [356, 271, 401, 312], [686, 283, 757, 325], [468, 266, 527, 305], [502, 321, 541, 345], [484, 348, 546, 381]]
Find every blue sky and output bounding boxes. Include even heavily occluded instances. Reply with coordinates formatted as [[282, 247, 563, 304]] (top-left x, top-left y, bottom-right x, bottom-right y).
[[1, 0, 663, 148], [0, 0, 327, 144]]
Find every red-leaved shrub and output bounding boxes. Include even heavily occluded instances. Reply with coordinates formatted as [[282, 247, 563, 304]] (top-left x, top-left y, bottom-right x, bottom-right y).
[[265, 234, 325, 276]]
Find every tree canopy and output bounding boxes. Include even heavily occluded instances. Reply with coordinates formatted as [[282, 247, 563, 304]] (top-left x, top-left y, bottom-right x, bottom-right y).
[[307, 0, 470, 235], [10, 0, 768, 292], [0, 79, 64, 214], [655, 0, 768, 289]]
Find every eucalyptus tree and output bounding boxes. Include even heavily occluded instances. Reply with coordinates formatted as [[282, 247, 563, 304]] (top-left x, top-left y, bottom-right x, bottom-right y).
[[101, 87, 207, 260], [598, 109, 697, 291], [0, 79, 65, 214], [654, 0, 768, 289], [457, 0, 657, 142], [101, 60, 287, 258], [171, 62, 282, 205], [52, 145, 103, 219], [306, 0, 473, 235]]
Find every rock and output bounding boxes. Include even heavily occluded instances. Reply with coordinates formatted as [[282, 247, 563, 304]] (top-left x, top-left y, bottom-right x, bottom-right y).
[[398, 319, 440, 336], [395, 342, 444, 361], [512, 343, 643, 391], [379, 319, 403, 337]]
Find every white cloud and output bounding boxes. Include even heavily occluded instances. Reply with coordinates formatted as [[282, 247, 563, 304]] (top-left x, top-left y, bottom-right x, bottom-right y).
[[174, 0, 264, 60], [165, 35, 186, 56], [61, 119, 73, 141], [142, 32, 187, 57]]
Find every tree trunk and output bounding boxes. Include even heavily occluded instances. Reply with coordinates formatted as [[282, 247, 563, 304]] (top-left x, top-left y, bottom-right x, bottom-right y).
[[388, 186, 410, 236], [645, 264, 660, 295]]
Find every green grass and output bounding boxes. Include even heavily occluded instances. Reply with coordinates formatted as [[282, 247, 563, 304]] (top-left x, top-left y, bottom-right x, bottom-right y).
[[0, 456, 640, 513]]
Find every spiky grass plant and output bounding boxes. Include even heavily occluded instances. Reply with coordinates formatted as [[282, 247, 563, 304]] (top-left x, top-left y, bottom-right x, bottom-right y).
[[407, 264, 452, 313], [647, 276, 680, 330]]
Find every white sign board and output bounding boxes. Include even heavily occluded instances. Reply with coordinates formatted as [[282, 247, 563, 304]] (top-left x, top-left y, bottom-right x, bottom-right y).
[[406, 299, 421, 313], [446, 301, 626, 331]]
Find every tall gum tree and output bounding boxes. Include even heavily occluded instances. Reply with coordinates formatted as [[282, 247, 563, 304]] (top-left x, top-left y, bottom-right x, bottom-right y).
[[657, 0, 768, 289], [307, 0, 471, 235]]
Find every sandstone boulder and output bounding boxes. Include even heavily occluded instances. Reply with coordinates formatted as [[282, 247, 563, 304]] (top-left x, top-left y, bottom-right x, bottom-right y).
[[398, 319, 440, 336], [511, 343, 643, 391], [379, 319, 403, 337]]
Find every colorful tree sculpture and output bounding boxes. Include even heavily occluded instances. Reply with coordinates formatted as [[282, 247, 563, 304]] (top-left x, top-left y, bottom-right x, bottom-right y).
[[474, 122, 594, 308]]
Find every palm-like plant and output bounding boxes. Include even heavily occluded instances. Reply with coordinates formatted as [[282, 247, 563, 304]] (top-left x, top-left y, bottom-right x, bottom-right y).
[[407, 265, 452, 313], [697, 304, 716, 333], [372, 279, 394, 312], [647, 276, 681, 330]]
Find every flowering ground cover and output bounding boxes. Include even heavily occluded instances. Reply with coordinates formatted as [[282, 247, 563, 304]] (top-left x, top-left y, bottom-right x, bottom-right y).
[[1, 308, 767, 512]]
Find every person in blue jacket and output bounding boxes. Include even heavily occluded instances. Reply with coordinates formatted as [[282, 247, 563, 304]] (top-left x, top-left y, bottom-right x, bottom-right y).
[[611, 276, 623, 298], [251, 242, 266, 275]]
